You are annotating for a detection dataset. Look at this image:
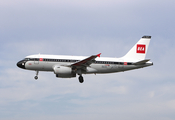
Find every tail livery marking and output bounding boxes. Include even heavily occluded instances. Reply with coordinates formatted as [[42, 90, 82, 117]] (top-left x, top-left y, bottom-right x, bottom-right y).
[[137, 44, 146, 54]]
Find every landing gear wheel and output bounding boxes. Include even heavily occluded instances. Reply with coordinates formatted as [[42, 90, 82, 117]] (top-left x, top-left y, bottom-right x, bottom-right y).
[[34, 76, 38, 80], [34, 71, 39, 80], [79, 76, 84, 83]]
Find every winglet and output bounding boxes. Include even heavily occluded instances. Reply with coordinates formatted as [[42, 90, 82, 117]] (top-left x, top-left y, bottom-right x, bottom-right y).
[[97, 53, 101, 57]]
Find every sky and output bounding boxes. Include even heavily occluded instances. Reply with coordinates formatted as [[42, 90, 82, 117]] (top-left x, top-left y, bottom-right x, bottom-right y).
[[0, 0, 175, 120]]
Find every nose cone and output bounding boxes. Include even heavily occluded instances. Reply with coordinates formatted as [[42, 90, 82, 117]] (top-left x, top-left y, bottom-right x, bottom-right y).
[[17, 61, 26, 69]]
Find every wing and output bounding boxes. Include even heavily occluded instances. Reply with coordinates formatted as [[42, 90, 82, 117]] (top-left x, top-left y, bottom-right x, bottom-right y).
[[71, 53, 101, 69]]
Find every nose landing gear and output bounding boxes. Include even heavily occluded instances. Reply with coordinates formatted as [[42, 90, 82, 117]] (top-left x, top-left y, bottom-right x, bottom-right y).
[[34, 71, 39, 80]]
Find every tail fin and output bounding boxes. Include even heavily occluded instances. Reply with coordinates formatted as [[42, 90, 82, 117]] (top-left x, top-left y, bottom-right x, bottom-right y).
[[122, 36, 151, 62]]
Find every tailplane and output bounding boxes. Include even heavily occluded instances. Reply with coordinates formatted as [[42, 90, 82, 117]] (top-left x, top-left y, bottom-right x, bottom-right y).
[[122, 36, 151, 62], [133, 59, 150, 65]]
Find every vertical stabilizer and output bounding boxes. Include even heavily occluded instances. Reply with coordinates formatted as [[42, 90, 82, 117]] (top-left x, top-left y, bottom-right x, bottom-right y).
[[122, 36, 151, 62]]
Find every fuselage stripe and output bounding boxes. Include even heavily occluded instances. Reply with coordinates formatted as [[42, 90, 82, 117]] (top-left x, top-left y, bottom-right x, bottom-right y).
[[24, 58, 132, 65]]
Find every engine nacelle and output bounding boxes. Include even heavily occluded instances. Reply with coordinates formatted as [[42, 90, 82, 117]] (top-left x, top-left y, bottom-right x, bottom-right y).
[[53, 66, 76, 78]]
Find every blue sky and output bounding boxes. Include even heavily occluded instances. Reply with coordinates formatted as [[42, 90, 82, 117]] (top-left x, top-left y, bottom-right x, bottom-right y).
[[0, 0, 175, 120]]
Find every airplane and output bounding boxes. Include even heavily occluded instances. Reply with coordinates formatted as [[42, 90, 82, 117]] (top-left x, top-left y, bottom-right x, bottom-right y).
[[17, 36, 153, 83]]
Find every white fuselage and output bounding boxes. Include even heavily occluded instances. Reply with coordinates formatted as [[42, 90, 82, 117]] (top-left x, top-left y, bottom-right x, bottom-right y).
[[23, 54, 152, 74]]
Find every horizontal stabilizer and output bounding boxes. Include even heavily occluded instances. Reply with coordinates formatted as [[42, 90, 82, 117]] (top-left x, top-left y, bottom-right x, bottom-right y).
[[133, 59, 150, 65]]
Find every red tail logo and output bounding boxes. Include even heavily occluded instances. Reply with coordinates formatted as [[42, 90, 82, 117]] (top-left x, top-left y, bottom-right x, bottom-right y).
[[137, 44, 146, 54]]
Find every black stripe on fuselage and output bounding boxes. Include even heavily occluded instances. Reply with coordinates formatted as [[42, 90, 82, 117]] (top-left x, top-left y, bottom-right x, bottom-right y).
[[24, 58, 133, 65]]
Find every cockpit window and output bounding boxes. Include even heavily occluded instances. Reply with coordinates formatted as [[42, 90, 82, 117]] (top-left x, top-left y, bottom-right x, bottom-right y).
[[23, 58, 30, 61]]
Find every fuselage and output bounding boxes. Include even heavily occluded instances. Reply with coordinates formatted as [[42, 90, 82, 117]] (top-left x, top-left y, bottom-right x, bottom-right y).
[[17, 54, 153, 74]]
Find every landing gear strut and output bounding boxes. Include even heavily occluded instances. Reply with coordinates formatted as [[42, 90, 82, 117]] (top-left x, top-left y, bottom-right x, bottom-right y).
[[79, 75, 84, 83], [34, 71, 39, 80]]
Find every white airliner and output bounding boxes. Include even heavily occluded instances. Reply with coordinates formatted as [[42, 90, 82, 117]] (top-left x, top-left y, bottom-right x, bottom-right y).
[[17, 36, 153, 83]]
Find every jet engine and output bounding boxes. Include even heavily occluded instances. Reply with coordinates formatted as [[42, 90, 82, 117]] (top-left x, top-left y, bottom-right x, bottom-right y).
[[53, 66, 76, 78]]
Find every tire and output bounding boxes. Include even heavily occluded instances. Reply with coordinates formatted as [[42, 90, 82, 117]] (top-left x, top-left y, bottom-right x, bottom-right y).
[[34, 76, 38, 80], [79, 76, 84, 83]]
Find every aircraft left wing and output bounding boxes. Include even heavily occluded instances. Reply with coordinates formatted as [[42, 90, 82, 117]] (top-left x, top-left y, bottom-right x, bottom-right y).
[[71, 53, 101, 68]]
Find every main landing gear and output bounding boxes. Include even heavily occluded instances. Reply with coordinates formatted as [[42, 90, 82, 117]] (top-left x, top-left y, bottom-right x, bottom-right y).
[[79, 75, 84, 83], [34, 71, 39, 80], [76, 69, 84, 83]]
